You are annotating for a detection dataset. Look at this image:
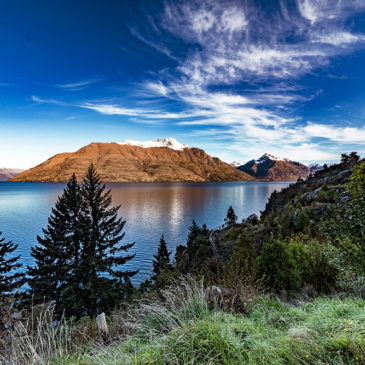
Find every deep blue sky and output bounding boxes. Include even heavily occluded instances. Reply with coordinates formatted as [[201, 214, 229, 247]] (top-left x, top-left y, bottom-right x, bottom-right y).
[[1, 0, 365, 168]]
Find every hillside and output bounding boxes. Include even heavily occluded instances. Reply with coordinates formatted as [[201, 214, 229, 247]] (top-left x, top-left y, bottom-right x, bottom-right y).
[[10, 138, 254, 183], [237, 153, 310, 181], [173, 154, 363, 294], [0, 168, 23, 181]]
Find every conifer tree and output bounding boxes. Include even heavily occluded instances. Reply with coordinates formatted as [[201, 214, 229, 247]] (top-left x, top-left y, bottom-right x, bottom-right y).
[[152, 235, 171, 278], [78, 164, 137, 317], [225, 206, 237, 225], [201, 224, 209, 236], [28, 167, 137, 318], [27, 173, 83, 316], [0, 232, 23, 300], [187, 220, 200, 245]]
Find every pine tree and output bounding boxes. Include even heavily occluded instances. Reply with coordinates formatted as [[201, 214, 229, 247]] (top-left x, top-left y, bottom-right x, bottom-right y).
[[201, 224, 209, 236], [187, 220, 200, 245], [0, 232, 23, 300], [27, 173, 83, 316], [78, 164, 137, 317], [152, 235, 171, 278], [225, 206, 237, 225]]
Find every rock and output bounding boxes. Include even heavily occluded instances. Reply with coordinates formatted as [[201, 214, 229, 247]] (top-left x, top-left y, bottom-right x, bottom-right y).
[[303, 188, 322, 203]]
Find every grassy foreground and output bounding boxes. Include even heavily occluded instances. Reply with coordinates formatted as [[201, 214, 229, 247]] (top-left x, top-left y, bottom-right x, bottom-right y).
[[52, 282, 365, 365]]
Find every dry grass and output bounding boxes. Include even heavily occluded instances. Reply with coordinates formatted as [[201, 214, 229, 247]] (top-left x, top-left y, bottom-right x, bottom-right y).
[[1, 302, 73, 365]]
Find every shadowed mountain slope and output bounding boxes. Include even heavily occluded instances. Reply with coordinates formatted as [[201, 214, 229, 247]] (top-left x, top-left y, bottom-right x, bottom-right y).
[[237, 153, 310, 181]]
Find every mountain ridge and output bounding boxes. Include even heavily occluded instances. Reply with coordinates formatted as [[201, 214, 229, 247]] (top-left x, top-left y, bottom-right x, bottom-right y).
[[237, 153, 310, 181], [0, 168, 24, 181], [10, 140, 254, 183]]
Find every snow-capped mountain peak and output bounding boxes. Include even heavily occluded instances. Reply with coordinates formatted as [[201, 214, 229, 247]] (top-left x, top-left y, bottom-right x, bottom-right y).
[[230, 160, 247, 167], [257, 153, 286, 162], [120, 137, 190, 151]]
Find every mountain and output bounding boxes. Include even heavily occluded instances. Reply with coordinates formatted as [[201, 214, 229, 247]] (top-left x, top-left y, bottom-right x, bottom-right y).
[[309, 163, 324, 174], [230, 160, 246, 168], [237, 153, 310, 181], [10, 138, 254, 183], [0, 168, 24, 181]]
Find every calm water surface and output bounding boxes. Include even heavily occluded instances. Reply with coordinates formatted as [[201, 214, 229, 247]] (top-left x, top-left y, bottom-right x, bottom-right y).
[[0, 181, 290, 283]]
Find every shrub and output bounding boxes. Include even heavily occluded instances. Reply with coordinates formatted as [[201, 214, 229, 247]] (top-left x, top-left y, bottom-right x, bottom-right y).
[[257, 239, 302, 291], [296, 210, 310, 233], [229, 226, 238, 240], [257, 236, 336, 293], [316, 189, 328, 203], [287, 235, 338, 293]]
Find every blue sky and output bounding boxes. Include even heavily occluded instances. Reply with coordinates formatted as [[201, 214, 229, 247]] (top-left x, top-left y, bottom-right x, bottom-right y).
[[1, 0, 365, 169]]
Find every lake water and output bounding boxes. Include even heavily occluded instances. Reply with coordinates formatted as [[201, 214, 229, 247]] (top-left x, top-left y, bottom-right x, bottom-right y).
[[0, 181, 290, 283]]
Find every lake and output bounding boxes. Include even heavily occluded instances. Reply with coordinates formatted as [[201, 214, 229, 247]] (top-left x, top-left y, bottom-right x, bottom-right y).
[[0, 181, 290, 283]]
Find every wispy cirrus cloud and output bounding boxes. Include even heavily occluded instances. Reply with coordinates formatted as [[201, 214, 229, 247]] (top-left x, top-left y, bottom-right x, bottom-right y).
[[31, 95, 67, 106], [122, 0, 365, 161], [55, 77, 103, 91], [153, 0, 365, 84]]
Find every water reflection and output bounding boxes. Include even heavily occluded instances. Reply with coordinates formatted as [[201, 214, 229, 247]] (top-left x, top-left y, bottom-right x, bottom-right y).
[[0, 181, 289, 283]]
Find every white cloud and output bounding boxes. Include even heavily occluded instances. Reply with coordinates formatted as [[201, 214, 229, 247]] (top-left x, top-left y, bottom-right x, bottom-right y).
[[221, 8, 247, 33], [155, 0, 365, 86], [191, 10, 216, 34], [80, 103, 143, 116], [55, 78, 103, 91], [31, 95, 67, 106], [303, 123, 365, 143], [145, 82, 169, 96], [313, 31, 365, 46], [80, 102, 195, 120], [297, 0, 323, 24]]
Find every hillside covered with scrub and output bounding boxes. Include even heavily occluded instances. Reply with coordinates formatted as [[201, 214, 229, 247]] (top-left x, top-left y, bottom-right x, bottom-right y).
[[0, 152, 364, 364]]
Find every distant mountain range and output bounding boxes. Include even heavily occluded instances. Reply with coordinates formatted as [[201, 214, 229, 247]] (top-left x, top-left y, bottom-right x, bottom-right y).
[[309, 163, 324, 173], [0, 168, 24, 181], [10, 138, 254, 183], [7, 139, 325, 183], [237, 153, 310, 181]]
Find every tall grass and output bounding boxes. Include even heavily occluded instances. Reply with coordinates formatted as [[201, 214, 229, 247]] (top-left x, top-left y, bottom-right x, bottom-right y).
[[0, 302, 73, 365], [81, 295, 365, 365], [124, 276, 210, 338], [1, 277, 364, 364]]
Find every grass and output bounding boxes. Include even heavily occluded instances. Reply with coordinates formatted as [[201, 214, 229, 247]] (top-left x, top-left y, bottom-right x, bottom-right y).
[[2, 278, 365, 364], [64, 281, 364, 365]]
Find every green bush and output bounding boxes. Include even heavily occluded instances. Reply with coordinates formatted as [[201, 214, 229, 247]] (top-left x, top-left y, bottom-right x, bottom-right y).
[[229, 226, 238, 240], [296, 210, 310, 233], [316, 189, 328, 203], [257, 235, 337, 293], [257, 239, 302, 291], [287, 235, 338, 292]]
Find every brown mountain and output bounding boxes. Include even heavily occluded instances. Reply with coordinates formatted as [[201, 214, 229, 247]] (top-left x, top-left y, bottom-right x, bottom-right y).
[[0, 168, 24, 181], [237, 153, 310, 181], [10, 140, 254, 183]]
